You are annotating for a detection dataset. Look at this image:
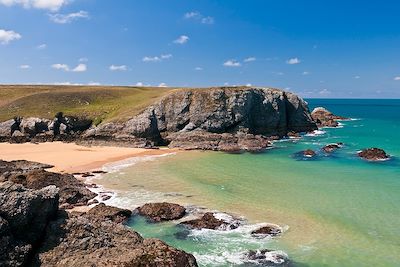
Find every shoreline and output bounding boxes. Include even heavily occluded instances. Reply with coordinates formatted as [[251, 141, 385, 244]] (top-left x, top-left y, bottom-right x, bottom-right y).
[[0, 141, 178, 173]]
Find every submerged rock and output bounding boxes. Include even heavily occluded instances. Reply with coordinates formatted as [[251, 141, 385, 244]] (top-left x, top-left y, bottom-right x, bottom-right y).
[[303, 149, 317, 158], [180, 212, 240, 230], [244, 249, 289, 266], [322, 143, 344, 153], [311, 107, 347, 128], [137, 202, 186, 222], [358, 148, 389, 161], [251, 224, 282, 237]]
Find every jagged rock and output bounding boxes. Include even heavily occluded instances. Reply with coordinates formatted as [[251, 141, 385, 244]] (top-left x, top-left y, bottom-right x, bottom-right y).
[[0, 182, 59, 267], [20, 117, 51, 137], [244, 249, 289, 266], [86, 203, 132, 223], [358, 148, 389, 161], [322, 143, 343, 153], [311, 107, 347, 128], [137, 202, 186, 222], [180, 212, 239, 230], [251, 224, 282, 237]]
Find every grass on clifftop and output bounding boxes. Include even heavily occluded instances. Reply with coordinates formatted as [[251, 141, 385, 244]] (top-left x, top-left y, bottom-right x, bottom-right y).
[[0, 85, 175, 124]]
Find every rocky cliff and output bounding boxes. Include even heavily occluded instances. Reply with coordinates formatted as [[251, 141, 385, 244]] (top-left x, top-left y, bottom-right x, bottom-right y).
[[0, 87, 317, 151]]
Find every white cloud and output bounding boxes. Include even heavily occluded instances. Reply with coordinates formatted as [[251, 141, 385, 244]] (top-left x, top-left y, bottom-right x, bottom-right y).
[[49, 11, 89, 24], [36, 43, 47, 49], [174, 35, 189, 44], [184, 11, 214, 24], [71, 63, 87, 72], [143, 56, 160, 62], [158, 82, 167, 87], [223, 60, 241, 67], [244, 57, 256, 63], [20, 64, 31, 69], [286, 57, 301, 65], [319, 89, 331, 95], [51, 63, 86, 72], [195, 67, 203, 71], [0, 0, 68, 11], [143, 54, 172, 62], [51, 63, 69, 71], [88, 82, 101, 86], [201, 16, 214, 24], [246, 83, 252, 87], [302, 71, 310, 75], [109, 65, 127, 71], [135, 82, 144, 86], [393, 76, 400, 81], [0, 29, 21, 44]]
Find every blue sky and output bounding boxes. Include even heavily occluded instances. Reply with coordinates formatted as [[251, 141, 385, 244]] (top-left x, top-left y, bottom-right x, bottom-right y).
[[1, 0, 400, 98]]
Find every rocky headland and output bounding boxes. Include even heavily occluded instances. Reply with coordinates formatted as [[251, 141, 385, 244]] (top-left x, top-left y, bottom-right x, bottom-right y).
[[0, 87, 318, 152]]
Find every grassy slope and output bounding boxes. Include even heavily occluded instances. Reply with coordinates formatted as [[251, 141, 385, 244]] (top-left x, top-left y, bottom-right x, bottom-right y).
[[0, 85, 175, 124]]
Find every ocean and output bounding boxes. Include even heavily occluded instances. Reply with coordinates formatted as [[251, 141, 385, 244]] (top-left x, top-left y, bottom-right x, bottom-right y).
[[94, 99, 400, 267]]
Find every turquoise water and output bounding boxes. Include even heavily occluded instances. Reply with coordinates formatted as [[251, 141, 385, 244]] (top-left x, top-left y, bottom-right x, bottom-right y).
[[97, 99, 400, 266]]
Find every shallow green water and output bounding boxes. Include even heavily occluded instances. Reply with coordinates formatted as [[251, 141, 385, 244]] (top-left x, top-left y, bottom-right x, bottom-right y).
[[96, 99, 400, 266]]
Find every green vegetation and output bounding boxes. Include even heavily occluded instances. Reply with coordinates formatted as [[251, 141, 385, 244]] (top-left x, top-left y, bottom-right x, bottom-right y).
[[0, 85, 175, 123]]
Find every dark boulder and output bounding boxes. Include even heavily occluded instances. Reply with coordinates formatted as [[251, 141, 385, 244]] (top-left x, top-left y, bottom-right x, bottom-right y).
[[137, 202, 186, 222], [244, 249, 289, 266], [303, 149, 316, 158], [322, 143, 343, 153], [86, 203, 132, 224], [358, 148, 389, 161], [180, 212, 240, 230], [251, 225, 282, 237]]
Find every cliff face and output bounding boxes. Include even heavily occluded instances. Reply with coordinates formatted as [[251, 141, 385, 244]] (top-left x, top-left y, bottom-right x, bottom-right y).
[[0, 87, 317, 151], [87, 87, 317, 151]]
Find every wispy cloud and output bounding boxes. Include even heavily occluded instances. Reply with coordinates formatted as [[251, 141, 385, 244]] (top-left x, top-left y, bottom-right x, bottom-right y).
[[174, 35, 189, 44], [36, 43, 47, 49], [79, 57, 88, 62], [195, 67, 203, 71], [0, 0, 69, 11], [223, 60, 241, 67], [109, 65, 127, 71], [49, 11, 89, 24], [319, 89, 331, 95], [71, 63, 87, 72], [184, 11, 214, 24], [244, 57, 256, 63], [158, 82, 167, 87], [51, 63, 87, 72], [302, 71, 310, 75], [394, 76, 400, 81], [354, 75, 361, 79], [143, 54, 172, 62], [20, 64, 31, 69], [0, 29, 21, 44], [286, 57, 301, 65]]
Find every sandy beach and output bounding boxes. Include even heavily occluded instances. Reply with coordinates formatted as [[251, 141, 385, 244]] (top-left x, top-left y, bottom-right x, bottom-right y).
[[0, 142, 176, 173]]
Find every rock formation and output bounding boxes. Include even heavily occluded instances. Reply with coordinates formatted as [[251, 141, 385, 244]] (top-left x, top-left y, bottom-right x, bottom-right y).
[[180, 212, 240, 230], [302, 149, 317, 158], [322, 143, 343, 153], [251, 224, 282, 237], [311, 107, 347, 128], [137, 202, 186, 222], [244, 249, 289, 266], [1, 87, 318, 151], [358, 148, 389, 161]]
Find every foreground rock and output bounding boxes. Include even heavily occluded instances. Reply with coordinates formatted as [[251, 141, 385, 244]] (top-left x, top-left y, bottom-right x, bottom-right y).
[[322, 143, 343, 153], [180, 212, 240, 230], [137, 202, 186, 222], [0, 182, 198, 267], [244, 249, 289, 266], [251, 224, 282, 237], [358, 148, 389, 161], [0, 182, 59, 267], [0, 160, 96, 208], [311, 107, 347, 128]]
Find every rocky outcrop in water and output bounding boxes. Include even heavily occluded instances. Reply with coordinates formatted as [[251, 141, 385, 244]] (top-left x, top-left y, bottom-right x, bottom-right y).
[[137, 202, 186, 222], [0, 181, 198, 267], [180, 212, 241, 230], [244, 249, 289, 266], [358, 148, 389, 161], [302, 149, 317, 158], [322, 143, 344, 153], [311, 107, 347, 128], [251, 224, 282, 237], [0, 160, 96, 209]]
